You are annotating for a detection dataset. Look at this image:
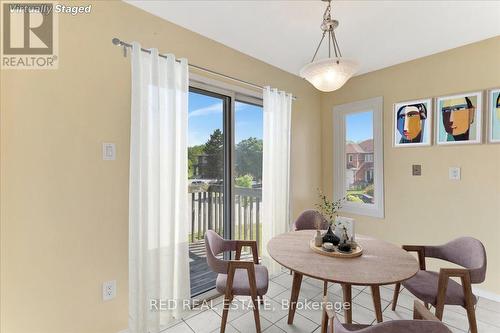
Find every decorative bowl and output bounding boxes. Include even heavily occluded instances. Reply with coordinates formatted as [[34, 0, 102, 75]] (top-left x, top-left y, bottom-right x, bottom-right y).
[[322, 242, 335, 252]]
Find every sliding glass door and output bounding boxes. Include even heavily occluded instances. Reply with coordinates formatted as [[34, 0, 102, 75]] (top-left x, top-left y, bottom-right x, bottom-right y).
[[188, 87, 228, 296], [233, 99, 263, 257], [187, 85, 263, 297]]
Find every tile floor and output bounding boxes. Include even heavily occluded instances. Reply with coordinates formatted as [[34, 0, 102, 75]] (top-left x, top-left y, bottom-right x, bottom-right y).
[[165, 271, 500, 333]]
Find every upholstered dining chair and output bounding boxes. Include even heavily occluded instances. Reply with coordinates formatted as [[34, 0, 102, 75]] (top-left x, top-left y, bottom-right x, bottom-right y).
[[392, 237, 486, 333], [322, 297, 451, 333], [292, 209, 330, 295], [205, 230, 269, 333], [292, 209, 329, 231]]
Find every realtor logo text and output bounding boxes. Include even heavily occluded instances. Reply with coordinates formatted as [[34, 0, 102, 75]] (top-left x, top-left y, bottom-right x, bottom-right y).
[[1, 2, 90, 69], [8, 3, 92, 16]]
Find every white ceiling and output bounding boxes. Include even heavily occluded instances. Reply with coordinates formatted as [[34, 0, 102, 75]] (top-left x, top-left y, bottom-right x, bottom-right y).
[[126, 0, 500, 76]]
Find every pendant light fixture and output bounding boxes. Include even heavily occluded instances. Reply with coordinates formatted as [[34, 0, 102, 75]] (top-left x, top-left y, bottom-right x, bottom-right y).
[[300, 0, 358, 92]]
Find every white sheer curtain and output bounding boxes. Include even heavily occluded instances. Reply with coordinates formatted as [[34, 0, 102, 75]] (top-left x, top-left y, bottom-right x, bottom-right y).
[[261, 87, 293, 276], [129, 42, 190, 333]]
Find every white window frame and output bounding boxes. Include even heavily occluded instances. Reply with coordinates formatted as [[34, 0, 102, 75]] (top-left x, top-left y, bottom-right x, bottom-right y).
[[333, 96, 384, 218]]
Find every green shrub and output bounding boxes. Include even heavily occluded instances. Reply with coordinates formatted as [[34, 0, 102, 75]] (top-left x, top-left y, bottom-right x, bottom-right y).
[[235, 174, 253, 188], [364, 184, 374, 197], [347, 194, 363, 203]]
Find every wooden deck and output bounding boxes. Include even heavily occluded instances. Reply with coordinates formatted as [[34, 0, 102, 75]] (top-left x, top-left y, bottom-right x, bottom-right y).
[[189, 240, 218, 296]]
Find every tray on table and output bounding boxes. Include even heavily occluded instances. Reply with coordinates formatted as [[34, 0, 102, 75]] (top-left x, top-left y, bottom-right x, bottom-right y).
[[309, 239, 363, 258]]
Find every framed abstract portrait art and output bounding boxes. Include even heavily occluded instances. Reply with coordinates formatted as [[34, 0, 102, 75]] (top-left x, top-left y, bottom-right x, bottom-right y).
[[488, 88, 500, 143], [393, 99, 432, 147], [436, 92, 482, 145]]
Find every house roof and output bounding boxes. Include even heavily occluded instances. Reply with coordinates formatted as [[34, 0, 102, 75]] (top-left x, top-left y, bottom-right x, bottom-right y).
[[346, 142, 364, 154], [359, 139, 374, 153], [346, 139, 373, 154]]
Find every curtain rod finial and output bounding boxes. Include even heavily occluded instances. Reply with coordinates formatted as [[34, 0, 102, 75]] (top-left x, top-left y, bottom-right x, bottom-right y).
[[112, 38, 121, 46]]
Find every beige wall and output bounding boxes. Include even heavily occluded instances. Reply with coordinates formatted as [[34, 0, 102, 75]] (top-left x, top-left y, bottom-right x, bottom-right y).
[[321, 37, 500, 295], [0, 1, 322, 332]]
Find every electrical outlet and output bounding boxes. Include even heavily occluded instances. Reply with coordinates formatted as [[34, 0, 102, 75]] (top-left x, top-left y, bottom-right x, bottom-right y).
[[102, 143, 116, 160], [449, 167, 461, 181], [102, 280, 116, 301]]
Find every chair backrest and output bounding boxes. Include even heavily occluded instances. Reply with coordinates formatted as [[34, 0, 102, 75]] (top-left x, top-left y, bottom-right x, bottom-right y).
[[323, 298, 451, 333], [204, 230, 237, 274], [333, 318, 451, 333], [425, 237, 487, 283], [292, 209, 329, 231]]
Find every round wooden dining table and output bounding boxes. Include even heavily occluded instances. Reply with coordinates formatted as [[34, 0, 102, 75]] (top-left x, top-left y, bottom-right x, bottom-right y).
[[267, 230, 419, 324]]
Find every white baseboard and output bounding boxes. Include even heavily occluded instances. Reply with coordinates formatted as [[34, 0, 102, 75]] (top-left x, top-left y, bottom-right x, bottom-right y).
[[117, 329, 129, 333], [473, 287, 500, 302]]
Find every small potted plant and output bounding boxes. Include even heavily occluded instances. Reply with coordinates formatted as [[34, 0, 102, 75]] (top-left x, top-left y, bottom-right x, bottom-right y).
[[316, 190, 345, 246]]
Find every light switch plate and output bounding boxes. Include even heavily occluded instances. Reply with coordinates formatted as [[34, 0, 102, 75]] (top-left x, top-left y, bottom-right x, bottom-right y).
[[449, 167, 461, 180], [102, 143, 116, 160], [412, 164, 422, 176]]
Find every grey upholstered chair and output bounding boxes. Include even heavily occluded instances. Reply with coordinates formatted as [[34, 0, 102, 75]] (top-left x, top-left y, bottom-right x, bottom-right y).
[[392, 237, 486, 333], [205, 230, 269, 333], [322, 297, 451, 333], [292, 209, 330, 295], [292, 209, 329, 231]]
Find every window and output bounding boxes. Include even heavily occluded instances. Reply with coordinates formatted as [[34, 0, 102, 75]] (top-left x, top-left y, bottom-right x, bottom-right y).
[[187, 78, 263, 297], [333, 97, 384, 218], [365, 169, 373, 182]]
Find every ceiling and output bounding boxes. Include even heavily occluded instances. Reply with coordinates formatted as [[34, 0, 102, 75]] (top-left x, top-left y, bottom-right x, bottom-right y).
[[125, 1, 500, 77]]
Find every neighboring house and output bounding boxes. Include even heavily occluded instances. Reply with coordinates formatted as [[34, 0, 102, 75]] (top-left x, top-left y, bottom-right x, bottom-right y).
[[346, 139, 374, 189]]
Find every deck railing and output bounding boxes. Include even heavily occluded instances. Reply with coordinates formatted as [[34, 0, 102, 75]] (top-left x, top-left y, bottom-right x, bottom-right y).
[[188, 185, 262, 247]]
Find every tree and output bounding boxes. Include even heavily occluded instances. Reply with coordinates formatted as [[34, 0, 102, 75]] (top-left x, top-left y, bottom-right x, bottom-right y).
[[188, 144, 205, 179], [235, 137, 263, 181], [204, 129, 224, 180], [235, 174, 253, 188]]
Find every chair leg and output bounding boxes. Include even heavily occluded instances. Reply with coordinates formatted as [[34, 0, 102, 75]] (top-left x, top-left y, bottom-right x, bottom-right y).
[[220, 296, 232, 333], [247, 268, 261, 333], [321, 307, 328, 333], [465, 302, 478, 333], [462, 277, 478, 333], [391, 283, 401, 311], [465, 303, 477, 333], [323, 281, 328, 296], [434, 302, 445, 321], [251, 299, 261, 333]]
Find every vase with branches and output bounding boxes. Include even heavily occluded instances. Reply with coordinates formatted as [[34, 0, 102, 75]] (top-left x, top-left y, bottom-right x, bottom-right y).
[[316, 190, 345, 246]]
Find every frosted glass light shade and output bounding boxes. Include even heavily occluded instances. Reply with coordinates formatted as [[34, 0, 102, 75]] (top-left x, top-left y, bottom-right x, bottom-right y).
[[300, 57, 359, 92]]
